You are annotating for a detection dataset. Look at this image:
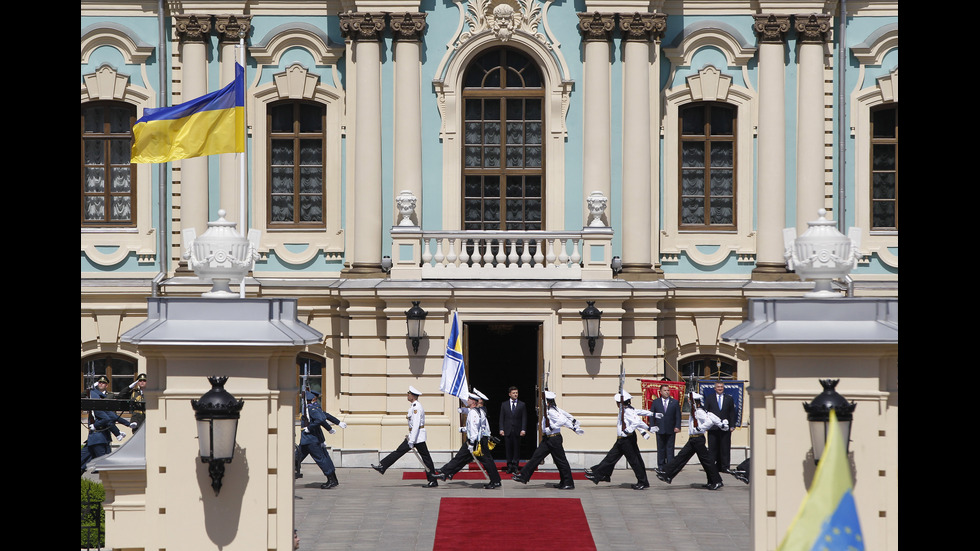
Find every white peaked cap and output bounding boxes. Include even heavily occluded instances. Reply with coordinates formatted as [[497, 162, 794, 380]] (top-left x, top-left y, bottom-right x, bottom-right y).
[[408, 386, 422, 396], [544, 390, 556, 400], [690, 392, 704, 401], [614, 391, 632, 402], [473, 388, 488, 401], [468, 392, 481, 401]]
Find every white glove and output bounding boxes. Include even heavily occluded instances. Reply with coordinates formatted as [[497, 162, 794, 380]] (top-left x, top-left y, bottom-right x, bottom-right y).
[[130, 422, 138, 429], [650, 426, 660, 433], [640, 430, 651, 440], [89, 424, 96, 431], [655, 412, 663, 419], [339, 422, 347, 429], [721, 420, 730, 430], [303, 427, 310, 434], [574, 428, 585, 435], [459, 427, 467, 433], [328, 427, 336, 434], [116, 432, 126, 441], [407, 441, 415, 449]]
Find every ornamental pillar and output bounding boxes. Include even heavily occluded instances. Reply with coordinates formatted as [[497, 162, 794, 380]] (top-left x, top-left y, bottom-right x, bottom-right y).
[[794, 14, 832, 235], [391, 13, 427, 227], [578, 12, 616, 227], [340, 13, 387, 277], [174, 15, 213, 245], [215, 15, 252, 231], [751, 14, 793, 280], [618, 12, 666, 280]]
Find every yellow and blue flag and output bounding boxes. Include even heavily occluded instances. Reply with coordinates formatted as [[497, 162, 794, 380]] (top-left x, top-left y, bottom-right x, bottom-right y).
[[778, 409, 864, 551], [131, 63, 245, 163], [440, 312, 468, 401]]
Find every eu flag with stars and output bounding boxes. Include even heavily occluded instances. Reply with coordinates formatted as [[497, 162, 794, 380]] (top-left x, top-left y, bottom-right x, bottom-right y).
[[777, 409, 864, 551]]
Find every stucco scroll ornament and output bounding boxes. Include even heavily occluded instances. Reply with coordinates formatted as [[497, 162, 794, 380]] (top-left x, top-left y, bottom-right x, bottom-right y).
[[396, 190, 418, 226], [587, 191, 608, 227], [783, 209, 862, 298], [182, 210, 261, 298], [458, 0, 549, 48]]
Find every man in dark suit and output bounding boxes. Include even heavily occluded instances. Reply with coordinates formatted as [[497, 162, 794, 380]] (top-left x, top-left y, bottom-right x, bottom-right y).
[[704, 381, 737, 474], [650, 383, 682, 469], [498, 386, 526, 474]]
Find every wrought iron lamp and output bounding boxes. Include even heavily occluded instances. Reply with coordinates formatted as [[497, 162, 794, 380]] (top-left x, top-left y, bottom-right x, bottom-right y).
[[803, 379, 856, 463], [580, 301, 602, 354], [405, 301, 427, 353], [192, 376, 244, 495]]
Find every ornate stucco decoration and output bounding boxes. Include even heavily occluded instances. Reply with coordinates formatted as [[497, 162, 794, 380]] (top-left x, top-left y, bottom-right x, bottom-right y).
[[752, 14, 791, 44], [458, 0, 549, 48], [174, 14, 212, 44], [339, 12, 387, 41], [795, 13, 831, 44], [619, 12, 666, 43], [577, 12, 616, 42], [214, 14, 252, 43], [390, 12, 427, 42]]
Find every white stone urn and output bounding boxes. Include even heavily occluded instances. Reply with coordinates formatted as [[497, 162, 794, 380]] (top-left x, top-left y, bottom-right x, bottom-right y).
[[396, 190, 418, 226], [587, 191, 608, 227], [783, 209, 862, 298], [182, 210, 261, 297]]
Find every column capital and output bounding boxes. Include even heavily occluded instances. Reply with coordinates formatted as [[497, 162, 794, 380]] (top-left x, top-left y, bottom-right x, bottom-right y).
[[752, 14, 791, 44], [214, 14, 253, 43], [340, 12, 388, 41], [174, 14, 212, 44], [578, 12, 616, 42], [618, 12, 667, 42], [390, 12, 427, 41], [794, 13, 832, 44]]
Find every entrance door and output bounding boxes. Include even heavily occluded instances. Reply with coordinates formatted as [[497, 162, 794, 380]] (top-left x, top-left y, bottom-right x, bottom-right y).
[[464, 322, 541, 463]]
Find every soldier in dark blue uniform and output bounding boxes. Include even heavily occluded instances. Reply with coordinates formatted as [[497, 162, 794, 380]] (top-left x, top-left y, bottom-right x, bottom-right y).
[[81, 376, 136, 475], [294, 391, 347, 489], [117, 373, 147, 431]]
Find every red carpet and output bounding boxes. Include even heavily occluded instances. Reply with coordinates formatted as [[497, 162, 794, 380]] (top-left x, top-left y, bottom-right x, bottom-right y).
[[433, 497, 596, 551]]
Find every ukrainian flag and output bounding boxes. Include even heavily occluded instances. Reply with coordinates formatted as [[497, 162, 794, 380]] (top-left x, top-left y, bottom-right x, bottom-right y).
[[131, 63, 245, 164], [778, 409, 864, 551], [440, 312, 469, 401]]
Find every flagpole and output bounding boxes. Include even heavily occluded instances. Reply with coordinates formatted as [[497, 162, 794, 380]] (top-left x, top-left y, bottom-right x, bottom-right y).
[[238, 34, 247, 298]]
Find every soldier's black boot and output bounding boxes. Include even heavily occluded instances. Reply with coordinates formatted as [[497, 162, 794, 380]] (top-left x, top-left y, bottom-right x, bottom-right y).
[[321, 472, 339, 489]]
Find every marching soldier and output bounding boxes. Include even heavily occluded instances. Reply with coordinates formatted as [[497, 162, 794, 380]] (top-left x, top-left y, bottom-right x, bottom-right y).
[[371, 386, 440, 487], [654, 392, 725, 490], [584, 391, 655, 490], [295, 390, 347, 489], [435, 392, 502, 489], [511, 390, 583, 489], [117, 373, 147, 430], [81, 376, 136, 475]]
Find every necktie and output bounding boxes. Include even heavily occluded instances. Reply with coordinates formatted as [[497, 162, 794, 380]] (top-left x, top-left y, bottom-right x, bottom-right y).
[[512, 401, 515, 412]]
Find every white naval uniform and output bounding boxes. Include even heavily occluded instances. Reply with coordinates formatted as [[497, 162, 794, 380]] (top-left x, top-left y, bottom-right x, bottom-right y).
[[407, 399, 426, 447]]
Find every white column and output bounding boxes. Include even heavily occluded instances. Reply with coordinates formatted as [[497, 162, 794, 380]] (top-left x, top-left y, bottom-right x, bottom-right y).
[[618, 13, 664, 279], [391, 13, 426, 227], [752, 14, 791, 279], [215, 15, 252, 230], [795, 14, 832, 235], [578, 12, 615, 227], [174, 15, 212, 241], [341, 13, 387, 276]]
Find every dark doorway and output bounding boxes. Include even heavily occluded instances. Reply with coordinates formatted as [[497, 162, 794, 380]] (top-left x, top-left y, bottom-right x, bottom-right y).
[[464, 322, 541, 463]]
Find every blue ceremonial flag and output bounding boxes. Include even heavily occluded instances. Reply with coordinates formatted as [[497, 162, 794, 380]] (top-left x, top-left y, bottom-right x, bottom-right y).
[[131, 63, 245, 163], [777, 410, 864, 551], [440, 312, 468, 401]]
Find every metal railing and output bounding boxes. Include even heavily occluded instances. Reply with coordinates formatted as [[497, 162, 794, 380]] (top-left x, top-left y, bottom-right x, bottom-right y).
[[81, 483, 105, 550]]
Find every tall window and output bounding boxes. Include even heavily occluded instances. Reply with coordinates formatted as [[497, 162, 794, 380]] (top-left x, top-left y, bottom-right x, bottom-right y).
[[81, 101, 136, 227], [268, 100, 326, 228], [870, 104, 898, 230], [295, 354, 324, 418], [462, 48, 544, 231], [679, 102, 736, 229], [81, 354, 137, 397]]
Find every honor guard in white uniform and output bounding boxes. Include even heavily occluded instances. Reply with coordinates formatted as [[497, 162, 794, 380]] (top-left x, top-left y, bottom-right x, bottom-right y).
[[512, 390, 583, 489], [435, 392, 501, 488], [655, 392, 725, 490], [371, 386, 439, 486], [584, 391, 655, 490]]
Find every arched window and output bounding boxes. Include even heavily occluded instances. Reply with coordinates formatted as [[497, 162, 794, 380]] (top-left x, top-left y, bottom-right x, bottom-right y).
[[461, 47, 544, 231], [81, 353, 138, 405], [870, 104, 898, 231], [268, 100, 327, 228], [81, 101, 137, 227], [679, 356, 737, 385], [678, 102, 736, 230]]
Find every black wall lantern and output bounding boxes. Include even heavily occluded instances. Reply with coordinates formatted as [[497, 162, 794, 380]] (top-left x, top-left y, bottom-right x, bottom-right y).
[[803, 379, 856, 464], [405, 301, 427, 353], [580, 301, 602, 354], [192, 376, 244, 495]]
